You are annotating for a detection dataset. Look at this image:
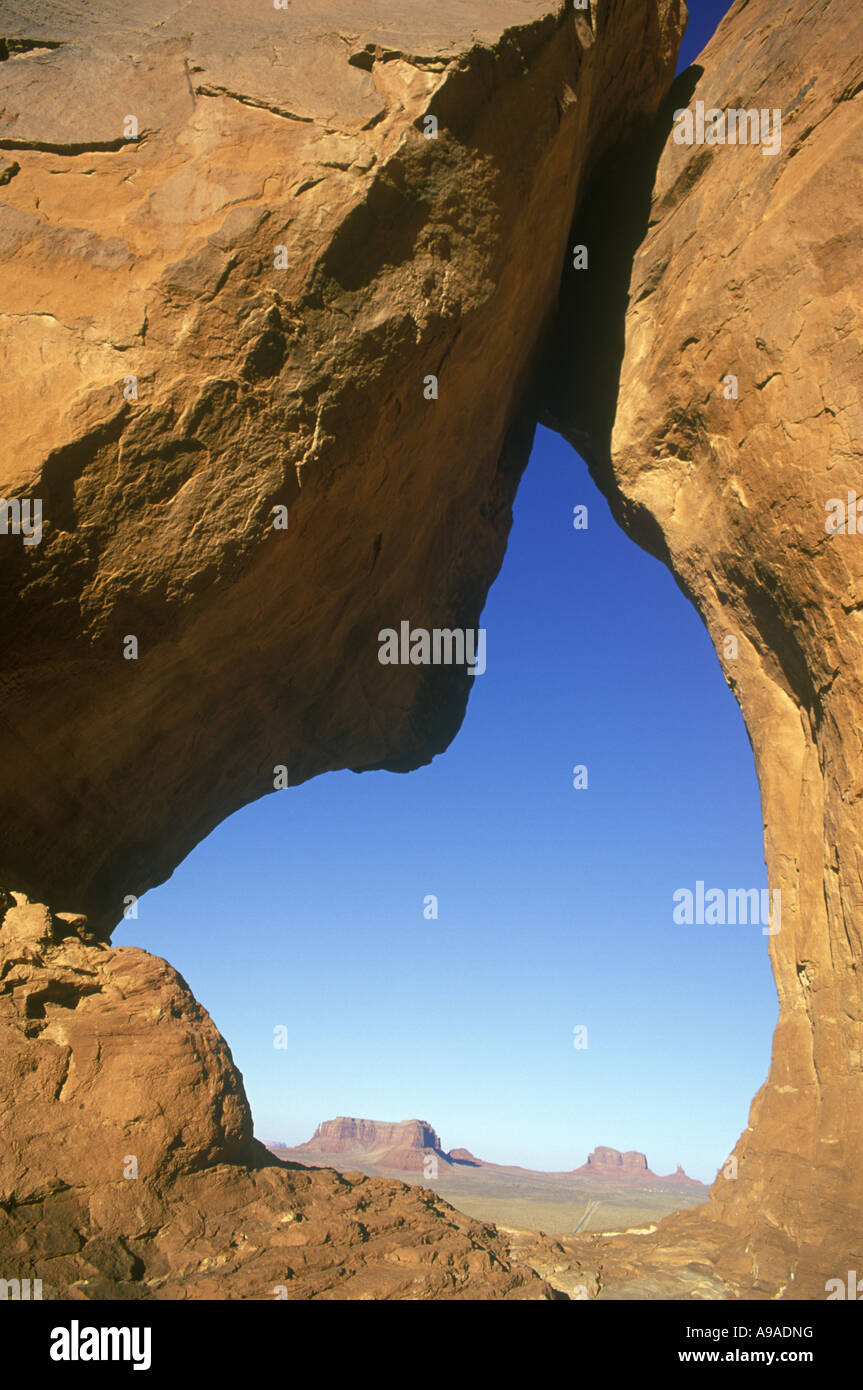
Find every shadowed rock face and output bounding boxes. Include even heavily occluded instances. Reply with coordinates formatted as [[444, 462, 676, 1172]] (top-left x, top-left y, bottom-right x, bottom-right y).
[[544, 0, 863, 1294], [1, 0, 859, 1303], [0, 0, 686, 1298], [0, 0, 684, 935]]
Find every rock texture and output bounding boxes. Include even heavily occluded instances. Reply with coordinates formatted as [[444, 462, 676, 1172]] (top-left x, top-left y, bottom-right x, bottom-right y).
[[508, 1212, 737, 1300], [0, 892, 554, 1299], [0, 891, 252, 1202], [0, 0, 684, 935], [2, 0, 860, 1303], [544, 0, 863, 1293], [0, 0, 687, 1298]]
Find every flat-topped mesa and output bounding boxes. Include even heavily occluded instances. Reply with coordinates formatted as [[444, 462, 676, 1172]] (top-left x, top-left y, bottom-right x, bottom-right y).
[[7, 0, 861, 1305], [297, 1117, 449, 1170], [577, 1146, 650, 1175], [278, 1126, 705, 1186]]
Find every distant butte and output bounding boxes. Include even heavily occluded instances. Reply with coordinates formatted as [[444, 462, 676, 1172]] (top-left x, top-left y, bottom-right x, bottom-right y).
[[571, 1147, 703, 1186], [3, 0, 859, 1300], [271, 1121, 705, 1187], [288, 1116, 453, 1173]]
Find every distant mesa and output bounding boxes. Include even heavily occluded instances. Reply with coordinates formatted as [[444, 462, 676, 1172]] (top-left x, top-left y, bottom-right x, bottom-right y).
[[574, 1146, 649, 1175], [286, 1116, 456, 1173], [448, 1147, 483, 1167], [270, 1120, 703, 1186], [569, 1146, 701, 1185]]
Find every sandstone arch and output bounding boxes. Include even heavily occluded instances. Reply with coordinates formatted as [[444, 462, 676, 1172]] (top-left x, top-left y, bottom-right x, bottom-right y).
[[0, 0, 860, 1297]]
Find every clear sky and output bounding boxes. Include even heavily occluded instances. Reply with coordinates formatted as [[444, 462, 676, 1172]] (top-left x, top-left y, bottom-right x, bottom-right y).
[[678, 0, 733, 71], [123, 2, 766, 1186]]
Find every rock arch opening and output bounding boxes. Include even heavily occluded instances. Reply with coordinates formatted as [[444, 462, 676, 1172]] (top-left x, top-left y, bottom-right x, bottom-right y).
[[123, 423, 777, 1254], [0, 0, 859, 1302]]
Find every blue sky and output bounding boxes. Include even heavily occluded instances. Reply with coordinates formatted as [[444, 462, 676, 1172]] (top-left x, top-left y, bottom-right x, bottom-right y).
[[124, 2, 768, 1186], [679, 0, 732, 72]]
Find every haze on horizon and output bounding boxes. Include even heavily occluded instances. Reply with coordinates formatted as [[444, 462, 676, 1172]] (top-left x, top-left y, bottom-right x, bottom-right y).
[[129, 413, 774, 1188], [123, 2, 761, 1190]]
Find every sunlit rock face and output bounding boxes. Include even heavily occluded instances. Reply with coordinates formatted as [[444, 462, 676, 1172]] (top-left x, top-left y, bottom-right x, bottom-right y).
[[544, 0, 863, 1294], [0, 0, 686, 1297], [0, 0, 683, 936], [0, 890, 557, 1299], [3, 0, 860, 1303]]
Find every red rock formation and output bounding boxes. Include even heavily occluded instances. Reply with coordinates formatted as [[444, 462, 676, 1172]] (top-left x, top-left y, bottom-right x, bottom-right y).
[[573, 1147, 649, 1176], [569, 1148, 702, 1185], [277, 1127, 704, 1188], [0, 0, 687, 1300], [0, 0, 685, 935], [3, 0, 860, 1302], [292, 1117, 451, 1172], [544, 0, 863, 1293], [0, 893, 553, 1299]]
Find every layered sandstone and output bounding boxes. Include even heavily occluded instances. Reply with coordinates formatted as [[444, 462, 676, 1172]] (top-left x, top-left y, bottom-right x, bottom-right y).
[[0, 0, 684, 935], [0, 0, 686, 1298], [544, 0, 863, 1292], [288, 1117, 452, 1172], [576, 1146, 649, 1176], [2, 0, 860, 1303]]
